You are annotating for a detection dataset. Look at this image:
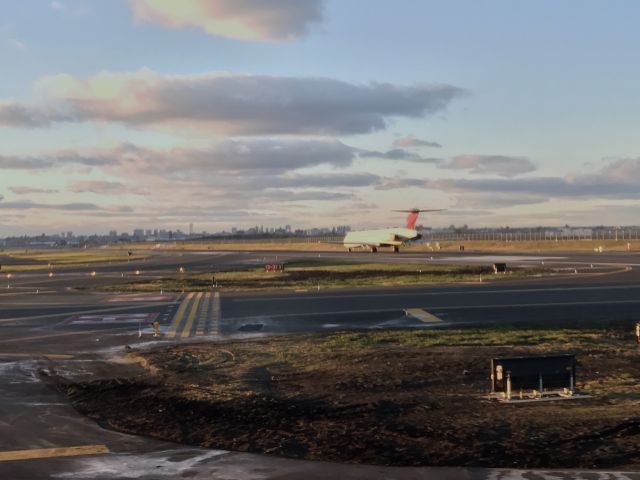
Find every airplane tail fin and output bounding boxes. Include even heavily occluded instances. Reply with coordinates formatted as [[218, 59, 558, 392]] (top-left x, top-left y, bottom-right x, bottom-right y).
[[393, 208, 446, 230], [406, 210, 420, 230]]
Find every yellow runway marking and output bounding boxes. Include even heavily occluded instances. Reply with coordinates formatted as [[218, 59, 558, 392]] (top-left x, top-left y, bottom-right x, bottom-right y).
[[195, 293, 211, 336], [405, 308, 443, 323], [0, 444, 109, 462], [0, 353, 74, 359], [1, 327, 134, 344], [181, 292, 203, 338], [167, 293, 193, 338], [209, 291, 220, 336]]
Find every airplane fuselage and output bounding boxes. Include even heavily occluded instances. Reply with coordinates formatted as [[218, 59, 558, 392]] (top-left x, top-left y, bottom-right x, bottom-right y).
[[343, 227, 421, 251], [342, 208, 442, 252]]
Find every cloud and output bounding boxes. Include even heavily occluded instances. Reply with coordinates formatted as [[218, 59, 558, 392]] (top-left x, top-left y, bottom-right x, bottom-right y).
[[427, 176, 640, 198], [0, 150, 116, 169], [269, 173, 380, 188], [360, 148, 443, 164], [7, 38, 26, 50], [0, 139, 361, 176], [592, 157, 640, 181], [67, 180, 148, 195], [0, 200, 99, 211], [183, 139, 357, 172], [259, 190, 355, 202], [0, 102, 73, 128], [104, 139, 359, 178], [378, 157, 640, 201], [452, 193, 549, 209], [0, 154, 55, 169], [129, 0, 324, 42], [48, 1, 88, 16], [9, 187, 59, 195], [392, 136, 442, 148], [374, 177, 426, 190], [0, 69, 464, 135], [0, 141, 380, 224], [439, 155, 537, 177]]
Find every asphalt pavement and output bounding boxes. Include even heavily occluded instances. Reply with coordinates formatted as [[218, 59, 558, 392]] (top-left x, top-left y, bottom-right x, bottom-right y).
[[1, 248, 640, 479]]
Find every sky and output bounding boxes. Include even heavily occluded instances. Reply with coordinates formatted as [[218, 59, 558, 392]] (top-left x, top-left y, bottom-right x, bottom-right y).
[[1, 0, 639, 235]]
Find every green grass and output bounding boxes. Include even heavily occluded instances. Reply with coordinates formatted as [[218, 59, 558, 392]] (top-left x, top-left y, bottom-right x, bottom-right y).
[[2, 250, 148, 272], [317, 326, 625, 351], [107, 238, 640, 253], [407, 239, 640, 253], [98, 260, 546, 292]]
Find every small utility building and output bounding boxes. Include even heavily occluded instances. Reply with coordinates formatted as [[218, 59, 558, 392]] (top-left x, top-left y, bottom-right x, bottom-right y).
[[490, 354, 576, 401]]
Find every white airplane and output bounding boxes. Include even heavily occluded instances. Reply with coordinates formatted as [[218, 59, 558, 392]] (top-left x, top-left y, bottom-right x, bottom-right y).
[[343, 208, 445, 253]]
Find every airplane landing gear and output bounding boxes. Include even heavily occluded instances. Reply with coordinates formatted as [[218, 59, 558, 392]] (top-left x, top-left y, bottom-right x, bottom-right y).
[[393, 246, 400, 253], [371, 246, 378, 253]]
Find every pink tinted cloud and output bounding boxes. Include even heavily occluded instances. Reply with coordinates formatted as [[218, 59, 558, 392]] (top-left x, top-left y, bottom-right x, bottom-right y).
[[129, 0, 324, 42]]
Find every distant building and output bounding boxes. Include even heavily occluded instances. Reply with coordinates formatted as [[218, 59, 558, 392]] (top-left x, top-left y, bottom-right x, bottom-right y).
[[560, 227, 592, 237]]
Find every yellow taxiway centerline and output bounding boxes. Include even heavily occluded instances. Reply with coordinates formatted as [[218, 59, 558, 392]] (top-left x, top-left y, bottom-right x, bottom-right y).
[[405, 308, 443, 323], [181, 292, 204, 338], [0, 353, 74, 359], [195, 293, 211, 336], [1, 327, 138, 344], [210, 291, 221, 336], [0, 444, 109, 462], [167, 293, 194, 338]]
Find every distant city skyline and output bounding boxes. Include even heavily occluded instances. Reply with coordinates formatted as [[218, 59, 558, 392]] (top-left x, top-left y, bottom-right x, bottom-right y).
[[1, 1, 640, 235], [4, 221, 639, 243]]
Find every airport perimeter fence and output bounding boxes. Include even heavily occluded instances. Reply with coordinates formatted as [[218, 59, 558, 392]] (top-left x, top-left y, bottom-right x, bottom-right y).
[[418, 230, 640, 242], [200, 231, 640, 244], [200, 235, 345, 244]]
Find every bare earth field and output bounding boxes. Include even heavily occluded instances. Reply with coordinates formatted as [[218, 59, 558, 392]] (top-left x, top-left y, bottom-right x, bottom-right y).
[[58, 327, 640, 469]]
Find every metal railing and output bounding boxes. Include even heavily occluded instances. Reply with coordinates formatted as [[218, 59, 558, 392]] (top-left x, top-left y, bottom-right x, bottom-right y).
[[418, 230, 640, 242]]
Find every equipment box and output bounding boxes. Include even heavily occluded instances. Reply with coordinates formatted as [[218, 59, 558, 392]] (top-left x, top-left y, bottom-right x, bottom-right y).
[[490, 354, 575, 401]]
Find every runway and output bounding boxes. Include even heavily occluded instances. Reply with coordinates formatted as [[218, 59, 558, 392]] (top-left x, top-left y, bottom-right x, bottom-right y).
[[1, 248, 639, 479]]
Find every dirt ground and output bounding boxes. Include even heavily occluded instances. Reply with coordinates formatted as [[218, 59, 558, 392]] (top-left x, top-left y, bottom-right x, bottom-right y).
[[59, 329, 640, 469]]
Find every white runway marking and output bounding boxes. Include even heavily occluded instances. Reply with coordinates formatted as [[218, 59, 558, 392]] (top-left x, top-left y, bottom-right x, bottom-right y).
[[0, 300, 180, 324], [439, 255, 567, 262], [232, 283, 640, 303], [225, 298, 640, 321], [64, 313, 157, 325], [405, 309, 443, 323]]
